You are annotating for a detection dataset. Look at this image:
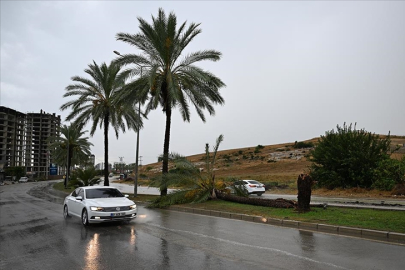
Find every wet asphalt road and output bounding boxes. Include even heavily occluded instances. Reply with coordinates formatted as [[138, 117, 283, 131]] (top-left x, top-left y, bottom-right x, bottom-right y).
[[1, 182, 405, 270]]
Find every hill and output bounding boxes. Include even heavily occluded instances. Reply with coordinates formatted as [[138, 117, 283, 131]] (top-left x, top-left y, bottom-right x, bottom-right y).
[[139, 136, 405, 191]]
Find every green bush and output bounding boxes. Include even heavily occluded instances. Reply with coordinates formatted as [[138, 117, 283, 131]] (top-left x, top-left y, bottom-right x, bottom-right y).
[[310, 123, 392, 189], [254, 145, 265, 153], [372, 157, 405, 190], [293, 141, 314, 149]]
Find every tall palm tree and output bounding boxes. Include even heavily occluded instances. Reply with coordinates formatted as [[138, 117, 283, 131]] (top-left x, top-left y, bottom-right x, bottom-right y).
[[48, 124, 93, 187], [60, 61, 142, 186], [115, 8, 226, 196]]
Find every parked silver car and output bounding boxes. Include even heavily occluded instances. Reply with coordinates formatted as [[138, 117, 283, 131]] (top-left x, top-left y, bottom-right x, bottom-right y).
[[18, 177, 29, 183]]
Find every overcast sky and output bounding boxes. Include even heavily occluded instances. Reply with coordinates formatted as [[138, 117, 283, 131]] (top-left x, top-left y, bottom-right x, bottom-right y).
[[1, 1, 404, 166]]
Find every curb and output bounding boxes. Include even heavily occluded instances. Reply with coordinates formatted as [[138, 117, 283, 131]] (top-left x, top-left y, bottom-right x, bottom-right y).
[[169, 205, 405, 245]]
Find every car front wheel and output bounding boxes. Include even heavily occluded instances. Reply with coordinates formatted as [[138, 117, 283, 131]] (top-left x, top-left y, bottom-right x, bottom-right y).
[[257, 193, 263, 196], [63, 205, 70, 219], [81, 209, 89, 226]]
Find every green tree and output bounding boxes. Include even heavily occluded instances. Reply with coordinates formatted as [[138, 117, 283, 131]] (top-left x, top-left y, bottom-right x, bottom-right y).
[[115, 8, 226, 196], [48, 124, 92, 187], [60, 61, 143, 186], [309, 123, 392, 189], [4, 166, 25, 179], [150, 134, 224, 207]]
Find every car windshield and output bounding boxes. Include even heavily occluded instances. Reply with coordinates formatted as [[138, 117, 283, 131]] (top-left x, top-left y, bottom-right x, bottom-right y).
[[247, 180, 261, 185], [85, 188, 124, 199]]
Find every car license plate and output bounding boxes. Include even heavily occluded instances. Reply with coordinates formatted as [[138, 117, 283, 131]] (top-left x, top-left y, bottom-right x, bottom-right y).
[[111, 212, 125, 217]]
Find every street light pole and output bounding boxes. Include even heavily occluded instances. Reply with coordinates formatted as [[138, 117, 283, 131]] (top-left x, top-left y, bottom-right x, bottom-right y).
[[134, 95, 141, 197], [65, 126, 69, 188], [113, 50, 143, 197]]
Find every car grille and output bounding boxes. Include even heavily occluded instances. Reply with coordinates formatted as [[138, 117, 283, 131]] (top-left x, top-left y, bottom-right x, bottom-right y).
[[92, 213, 136, 220], [103, 206, 131, 212]]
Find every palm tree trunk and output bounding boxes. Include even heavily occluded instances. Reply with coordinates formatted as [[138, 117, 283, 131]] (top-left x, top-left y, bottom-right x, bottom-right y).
[[67, 148, 72, 187], [161, 106, 172, 196], [104, 113, 110, 186]]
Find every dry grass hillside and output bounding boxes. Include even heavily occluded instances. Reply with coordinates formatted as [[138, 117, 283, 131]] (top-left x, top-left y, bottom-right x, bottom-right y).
[[137, 136, 405, 198]]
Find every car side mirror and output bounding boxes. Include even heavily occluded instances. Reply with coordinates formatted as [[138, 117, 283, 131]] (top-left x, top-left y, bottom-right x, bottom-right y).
[[76, 196, 83, 201], [124, 194, 129, 198]]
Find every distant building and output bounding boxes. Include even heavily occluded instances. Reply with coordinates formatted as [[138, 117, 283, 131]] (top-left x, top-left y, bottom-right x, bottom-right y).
[[25, 109, 61, 177], [0, 106, 26, 168], [0, 106, 61, 178], [95, 162, 112, 171]]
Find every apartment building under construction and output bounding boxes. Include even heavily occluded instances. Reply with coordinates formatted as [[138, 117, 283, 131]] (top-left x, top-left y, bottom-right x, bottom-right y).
[[0, 106, 61, 178], [0, 106, 26, 168], [25, 109, 61, 177]]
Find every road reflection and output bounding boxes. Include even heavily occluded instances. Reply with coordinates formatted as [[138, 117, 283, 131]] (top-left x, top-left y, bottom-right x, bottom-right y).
[[298, 230, 316, 252], [85, 233, 100, 270], [130, 227, 136, 246]]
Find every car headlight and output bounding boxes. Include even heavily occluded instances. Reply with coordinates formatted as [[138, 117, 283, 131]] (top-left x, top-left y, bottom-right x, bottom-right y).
[[129, 204, 137, 210], [90, 206, 104, 211]]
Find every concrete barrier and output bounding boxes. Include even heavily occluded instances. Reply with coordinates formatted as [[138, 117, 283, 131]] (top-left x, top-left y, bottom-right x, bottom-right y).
[[183, 208, 194, 213], [193, 209, 204, 215], [267, 218, 283, 226], [318, 224, 338, 233], [388, 232, 405, 244], [240, 214, 254, 221], [361, 229, 388, 240], [339, 226, 362, 236], [200, 209, 211, 216], [299, 222, 318, 230], [253, 216, 267, 223], [210, 210, 221, 217], [282, 220, 299, 227], [230, 213, 243, 220]]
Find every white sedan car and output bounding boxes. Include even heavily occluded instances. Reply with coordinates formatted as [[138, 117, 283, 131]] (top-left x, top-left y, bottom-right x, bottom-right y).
[[234, 180, 266, 196], [63, 186, 137, 226]]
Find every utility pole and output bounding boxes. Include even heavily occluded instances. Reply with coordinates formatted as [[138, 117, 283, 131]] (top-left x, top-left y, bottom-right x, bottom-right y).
[[113, 50, 146, 197]]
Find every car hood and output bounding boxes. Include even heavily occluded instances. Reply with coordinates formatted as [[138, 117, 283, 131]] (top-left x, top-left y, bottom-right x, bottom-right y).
[[85, 198, 134, 207]]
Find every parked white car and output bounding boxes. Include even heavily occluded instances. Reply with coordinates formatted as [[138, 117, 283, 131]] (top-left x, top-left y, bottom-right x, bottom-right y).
[[18, 177, 29, 183], [63, 186, 137, 226], [233, 180, 266, 196]]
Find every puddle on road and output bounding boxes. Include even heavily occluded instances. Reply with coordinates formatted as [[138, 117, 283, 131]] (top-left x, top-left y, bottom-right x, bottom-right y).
[[27, 183, 65, 205]]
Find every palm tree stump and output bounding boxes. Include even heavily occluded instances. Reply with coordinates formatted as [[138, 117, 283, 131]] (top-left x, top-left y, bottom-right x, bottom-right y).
[[297, 174, 314, 212]]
